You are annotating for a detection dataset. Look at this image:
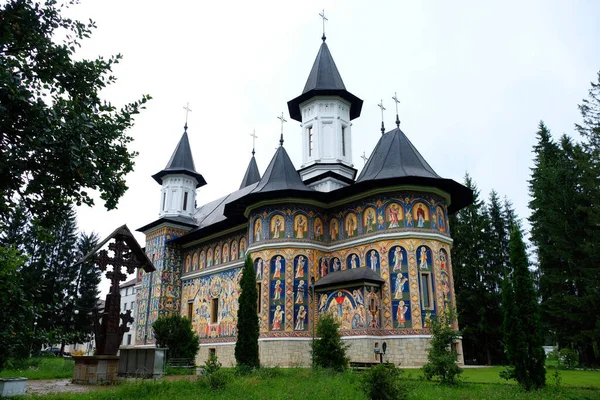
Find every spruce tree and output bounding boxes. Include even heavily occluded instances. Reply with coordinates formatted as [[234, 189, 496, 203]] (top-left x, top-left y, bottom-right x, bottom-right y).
[[502, 227, 545, 390], [73, 232, 101, 343], [235, 254, 260, 368]]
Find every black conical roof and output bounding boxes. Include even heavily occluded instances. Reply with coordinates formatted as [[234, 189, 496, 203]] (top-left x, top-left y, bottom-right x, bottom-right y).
[[152, 128, 206, 188], [355, 127, 472, 214], [288, 41, 363, 122], [253, 146, 313, 193], [239, 155, 261, 189], [357, 127, 440, 181]]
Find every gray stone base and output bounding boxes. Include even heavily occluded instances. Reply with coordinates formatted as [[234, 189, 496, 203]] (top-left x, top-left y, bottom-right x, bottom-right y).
[[0, 378, 27, 397], [196, 337, 464, 367], [72, 355, 120, 384]]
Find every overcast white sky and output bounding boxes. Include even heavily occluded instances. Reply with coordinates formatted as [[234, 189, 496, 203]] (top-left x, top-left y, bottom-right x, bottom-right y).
[[67, 1, 600, 294]]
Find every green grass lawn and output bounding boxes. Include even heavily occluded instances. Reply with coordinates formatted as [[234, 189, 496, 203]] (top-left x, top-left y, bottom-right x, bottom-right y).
[[16, 368, 600, 400], [0, 357, 74, 380]]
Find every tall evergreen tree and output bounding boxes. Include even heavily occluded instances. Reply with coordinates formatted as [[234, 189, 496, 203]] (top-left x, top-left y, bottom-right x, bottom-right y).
[[72, 232, 101, 343], [235, 255, 259, 368], [451, 174, 504, 364], [502, 227, 545, 390]]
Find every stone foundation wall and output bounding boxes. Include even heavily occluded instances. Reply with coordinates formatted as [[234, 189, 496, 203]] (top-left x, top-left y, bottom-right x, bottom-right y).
[[196, 337, 463, 367]]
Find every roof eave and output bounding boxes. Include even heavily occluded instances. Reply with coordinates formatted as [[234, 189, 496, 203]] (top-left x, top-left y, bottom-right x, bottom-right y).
[[287, 89, 363, 122]]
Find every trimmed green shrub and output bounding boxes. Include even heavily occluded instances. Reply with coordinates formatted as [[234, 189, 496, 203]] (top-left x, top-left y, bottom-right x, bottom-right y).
[[311, 312, 349, 371], [422, 309, 463, 385], [360, 363, 407, 400], [152, 314, 199, 362]]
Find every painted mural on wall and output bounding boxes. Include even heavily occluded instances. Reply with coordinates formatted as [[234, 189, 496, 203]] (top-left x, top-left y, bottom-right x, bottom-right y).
[[317, 286, 380, 330], [180, 268, 242, 339], [182, 230, 247, 275], [293, 255, 308, 331], [389, 246, 411, 328], [269, 255, 286, 330], [247, 193, 449, 247]]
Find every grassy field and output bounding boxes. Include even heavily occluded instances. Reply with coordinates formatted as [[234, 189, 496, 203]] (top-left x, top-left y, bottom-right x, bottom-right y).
[[15, 368, 600, 400], [0, 357, 74, 380]]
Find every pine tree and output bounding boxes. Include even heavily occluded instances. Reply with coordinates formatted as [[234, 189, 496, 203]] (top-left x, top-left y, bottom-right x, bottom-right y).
[[235, 254, 260, 368], [73, 232, 101, 343], [502, 227, 545, 390]]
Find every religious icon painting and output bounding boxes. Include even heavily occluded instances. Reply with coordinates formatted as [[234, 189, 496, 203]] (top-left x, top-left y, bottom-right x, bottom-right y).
[[271, 255, 285, 280], [206, 248, 213, 267], [318, 257, 328, 278], [329, 257, 341, 273], [293, 214, 308, 239], [392, 272, 409, 300], [192, 252, 198, 271], [271, 304, 285, 331], [412, 201, 431, 229], [270, 214, 285, 239], [417, 246, 432, 270], [314, 217, 324, 241], [393, 299, 412, 328], [436, 205, 446, 232], [366, 249, 379, 272], [222, 243, 229, 263], [294, 255, 307, 280], [294, 279, 306, 305], [329, 218, 339, 241], [439, 249, 448, 270], [254, 258, 264, 281], [386, 202, 404, 229], [347, 253, 360, 270], [363, 207, 377, 233], [345, 212, 358, 238], [388, 246, 408, 272], [403, 204, 414, 227], [254, 218, 263, 242], [230, 240, 237, 260], [294, 304, 308, 331], [239, 238, 247, 258], [439, 271, 451, 304], [214, 246, 221, 265], [200, 250, 206, 269], [185, 255, 191, 273], [377, 210, 386, 230]]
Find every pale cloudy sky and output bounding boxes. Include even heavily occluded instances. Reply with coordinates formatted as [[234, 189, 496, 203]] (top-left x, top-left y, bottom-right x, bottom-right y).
[[66, 1, 600, 293]]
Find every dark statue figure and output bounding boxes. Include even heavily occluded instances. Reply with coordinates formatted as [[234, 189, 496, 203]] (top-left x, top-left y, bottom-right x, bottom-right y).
[[80, 225, 154, 356]]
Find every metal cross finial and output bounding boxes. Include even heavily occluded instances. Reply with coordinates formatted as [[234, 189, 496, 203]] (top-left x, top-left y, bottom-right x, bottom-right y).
[[361, 151, 368, 165], [319, 9, 328, 41], [183, 102, 192, 131], [392, 92, 401, 128], [250, 129, 258, 155], [377, 99, 386, 135], [277, 112, 287, 146]]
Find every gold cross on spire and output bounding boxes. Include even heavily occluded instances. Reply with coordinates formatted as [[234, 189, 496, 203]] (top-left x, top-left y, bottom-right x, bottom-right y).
[[392, 92, 401, 128], [277, 112, 287, 146], [183, 102, 192, 130], [319, 9, 328, 41], [377, 99, 386, 135], [250, 129, 258, 155]]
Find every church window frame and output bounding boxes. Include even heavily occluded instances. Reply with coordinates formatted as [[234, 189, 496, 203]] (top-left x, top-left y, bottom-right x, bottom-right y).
[[162, 192, 166, 211], [420, 272, 434, 310], [187, 301, 193, 320], [308, 125, 313, 157], [210, 298, 219, 324], [257, 282, 262, 313], [183, 191, 188, 211], [341, 125, 346, 156]]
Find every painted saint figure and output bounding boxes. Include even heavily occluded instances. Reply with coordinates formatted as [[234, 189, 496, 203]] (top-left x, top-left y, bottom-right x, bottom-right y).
[[273, 216, 284, 239], [388, 203, 401, 228], [320, 258, 327, 278], [352, 289, 364, 307], [394, 275, 408, 299], [334, 258, 341, 271], [419, 247, 428, 269], [319, 294, 328, 311], [295, 306, 307, 330], [346, 214, 357, 237], [330, 219, 339, 241], [393, 247, 403, 271], [416, 205, 426, 228], [256, 259, 263, 279], [335, 291, 345, 318], [369, 250, 377, 271], [314, 218, 323, 240], [404, 209, 413, 227], [350, 254, 358, 269], [294, 215, 308, 239], [295, 256, 305, 278], [397, 300, 408, 326], [440, 251, 447, 270], [231, 241, 237, 260], [273, 279, 282, 300], [254, 219, 262, 241], [272, 305, 283, 330], [295, 280, 305, 304], [365, 208, 376, 232], [273, 256, 283, 278]]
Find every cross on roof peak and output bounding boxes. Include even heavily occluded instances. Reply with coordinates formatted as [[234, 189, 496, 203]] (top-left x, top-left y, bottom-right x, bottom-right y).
[[277, 112, 287, 146], [392, 92, 401, 128], [319, 9, 328, 41], [377, 99, 386, 135], [183, 102, 192, 131], [250, 129, 258, 155]]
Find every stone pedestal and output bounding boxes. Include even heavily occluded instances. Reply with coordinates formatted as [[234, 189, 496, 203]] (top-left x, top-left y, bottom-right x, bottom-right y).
[[72, 355, 120, 384], [0, 378, 27, 397], [118, 347, 166, 379]]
